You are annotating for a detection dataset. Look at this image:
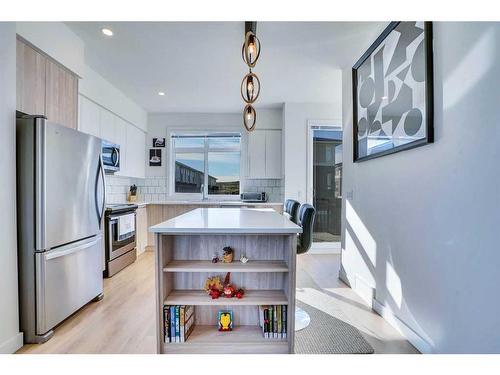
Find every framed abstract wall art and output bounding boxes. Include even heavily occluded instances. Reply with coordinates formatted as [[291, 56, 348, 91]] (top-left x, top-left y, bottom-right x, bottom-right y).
[[352, 21, 434, 162]]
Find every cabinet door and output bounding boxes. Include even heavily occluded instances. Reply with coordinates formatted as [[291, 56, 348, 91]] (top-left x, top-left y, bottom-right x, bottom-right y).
[[45, 59, 78, 129], [248, 130, 266, 178], [135, 207, 148, 255], [16, 39, 46, 115], [265, 130, 282, 178], [114, 117, 128, 176], [78, 95, 101, 138], [126, 124, 146, 178], [99, 108, 117, 144]]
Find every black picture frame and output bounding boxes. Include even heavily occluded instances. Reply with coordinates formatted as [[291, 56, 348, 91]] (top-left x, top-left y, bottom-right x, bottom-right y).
[[153, 137, 165, 147], [352, 21, 434, 162], [149, 149, 162, 166]]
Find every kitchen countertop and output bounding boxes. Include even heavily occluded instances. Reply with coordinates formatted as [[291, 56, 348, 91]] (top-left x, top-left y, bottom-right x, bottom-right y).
[[149, 207, 302, 235], [119, 201, 283, 208]]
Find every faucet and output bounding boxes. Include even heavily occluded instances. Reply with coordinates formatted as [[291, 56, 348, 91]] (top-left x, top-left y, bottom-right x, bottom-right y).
[[200, 183, 207, 200]]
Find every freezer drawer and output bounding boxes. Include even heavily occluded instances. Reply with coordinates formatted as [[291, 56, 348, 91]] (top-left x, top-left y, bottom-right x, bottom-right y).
[[35, 235, 103, 335]]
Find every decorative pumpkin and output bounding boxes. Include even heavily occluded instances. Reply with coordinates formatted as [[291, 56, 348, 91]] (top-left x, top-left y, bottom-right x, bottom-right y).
[[235, 289, 245, 299]]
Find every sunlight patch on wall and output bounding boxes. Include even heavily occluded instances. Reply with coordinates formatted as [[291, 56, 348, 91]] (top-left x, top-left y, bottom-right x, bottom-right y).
[[386, 261, 403, 309], [444, 27, 495, 109], [346, 200, 377, 267]]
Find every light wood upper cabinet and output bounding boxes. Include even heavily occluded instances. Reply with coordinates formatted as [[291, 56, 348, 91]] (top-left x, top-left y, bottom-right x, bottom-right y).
[[16, 37, 79, 130], [16, 38, 46, 116], [45, 59, 78, 129]]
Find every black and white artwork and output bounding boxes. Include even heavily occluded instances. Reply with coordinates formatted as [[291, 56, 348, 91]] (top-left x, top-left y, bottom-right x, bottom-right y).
[[353, 22, 433, 162], [153, 137, 165, 147], [149, 149, 162, 166]]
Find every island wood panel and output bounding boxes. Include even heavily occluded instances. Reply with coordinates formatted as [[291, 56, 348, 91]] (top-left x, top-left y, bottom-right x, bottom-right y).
[[172, 272, 287, 291], [172, 234, 287, 261]]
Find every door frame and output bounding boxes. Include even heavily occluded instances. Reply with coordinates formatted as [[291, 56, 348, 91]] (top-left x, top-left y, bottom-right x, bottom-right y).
[[306, 119, 342, 254]]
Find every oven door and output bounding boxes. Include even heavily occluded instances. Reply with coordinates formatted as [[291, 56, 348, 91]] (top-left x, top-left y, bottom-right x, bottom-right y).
[[102, 143, 120, 172], [107, 213, 136, 261]]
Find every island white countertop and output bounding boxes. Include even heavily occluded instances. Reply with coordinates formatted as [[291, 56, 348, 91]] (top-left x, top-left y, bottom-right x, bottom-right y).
[[149, 207, 302, 235]]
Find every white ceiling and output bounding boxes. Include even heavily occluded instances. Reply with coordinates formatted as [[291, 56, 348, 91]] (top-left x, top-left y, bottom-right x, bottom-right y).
[[66, 22, 385, 113]]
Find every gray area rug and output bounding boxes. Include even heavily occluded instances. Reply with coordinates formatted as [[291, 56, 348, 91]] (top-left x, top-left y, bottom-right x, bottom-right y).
[[294, 301, 374, 354]]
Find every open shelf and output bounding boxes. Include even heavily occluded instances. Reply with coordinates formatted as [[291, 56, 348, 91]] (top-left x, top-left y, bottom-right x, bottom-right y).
[[164, 325, 288, 354], [164, 289, 288, 306], [163, 260, 289, 273]]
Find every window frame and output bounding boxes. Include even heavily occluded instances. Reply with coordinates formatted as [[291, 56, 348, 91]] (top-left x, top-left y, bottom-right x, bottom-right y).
[[169, 130, 243, 200]]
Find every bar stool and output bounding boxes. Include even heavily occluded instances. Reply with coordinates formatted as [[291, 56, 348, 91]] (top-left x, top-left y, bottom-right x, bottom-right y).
[[284, 199, 300, 224], [294, 203, 316, 331]]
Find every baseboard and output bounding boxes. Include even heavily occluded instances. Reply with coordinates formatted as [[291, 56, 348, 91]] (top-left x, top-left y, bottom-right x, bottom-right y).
[[372, 299, 433, 354], [0, 332, 23, 354]]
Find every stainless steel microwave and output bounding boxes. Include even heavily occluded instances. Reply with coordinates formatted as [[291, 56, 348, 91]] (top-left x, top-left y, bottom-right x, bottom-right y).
[[101, 141, 120, 173]]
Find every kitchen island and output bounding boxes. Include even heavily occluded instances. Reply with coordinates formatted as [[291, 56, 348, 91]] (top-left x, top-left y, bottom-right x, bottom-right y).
[[150, 208, 302, 354]]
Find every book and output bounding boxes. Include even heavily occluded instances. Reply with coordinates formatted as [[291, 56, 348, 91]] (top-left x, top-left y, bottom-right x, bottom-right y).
[[180, 306, 186, 342], [263, 307, 269, 338], [282, 305, 287, 339], [170, 306, 176, 342], [163, 306, 170, 343], [175, 306, 180, 342], [277, 304, 282, 339], [273, 305, 278, 338]]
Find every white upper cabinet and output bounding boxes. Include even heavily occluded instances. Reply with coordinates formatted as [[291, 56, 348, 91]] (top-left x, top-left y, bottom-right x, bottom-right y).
[[99, 107, 117, 144], [247, 130, 282, 179], [78, 96, 101, 138], [78, 94, 146, 179], [126, 124, 146, 179], [265, 130, 282, 178]]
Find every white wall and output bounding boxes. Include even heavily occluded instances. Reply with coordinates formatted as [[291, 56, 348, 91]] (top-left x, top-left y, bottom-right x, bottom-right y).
[[16, 22, 85, 77], [341, 22, 500, 353], [283, 102, 342, 202], [0, 22, 23, 354]]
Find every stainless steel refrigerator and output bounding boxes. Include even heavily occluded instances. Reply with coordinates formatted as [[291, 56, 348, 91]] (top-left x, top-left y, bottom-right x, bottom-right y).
[[16, 115, 105, 343]]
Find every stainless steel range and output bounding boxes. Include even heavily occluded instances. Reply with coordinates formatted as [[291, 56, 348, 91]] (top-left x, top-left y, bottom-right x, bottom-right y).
[[104, 204, 138, 277]]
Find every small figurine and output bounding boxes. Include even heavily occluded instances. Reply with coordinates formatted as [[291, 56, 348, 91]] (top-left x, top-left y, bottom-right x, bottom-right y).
[[223, 272, 236, 298], [239, 254, 249, 264], [222, 246, 234, 263], [218, 310, 233, 331], [235, 289, 245, 299], [211, 252, 219, 263]]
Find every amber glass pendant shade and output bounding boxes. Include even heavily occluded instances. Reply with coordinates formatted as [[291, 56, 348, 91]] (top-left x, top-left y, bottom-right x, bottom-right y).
[[240, 72, 261, 104], [241, 31, 261, 68], [243, 104, 256, 132]]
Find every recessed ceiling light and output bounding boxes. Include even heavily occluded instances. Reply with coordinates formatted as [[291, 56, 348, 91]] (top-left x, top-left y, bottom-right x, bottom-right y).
[[158, 91, 165, 96], [101, 28, 113, 37]]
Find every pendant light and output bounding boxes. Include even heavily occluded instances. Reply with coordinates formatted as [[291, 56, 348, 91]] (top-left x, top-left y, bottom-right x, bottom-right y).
[[241, 22, 261, 132]]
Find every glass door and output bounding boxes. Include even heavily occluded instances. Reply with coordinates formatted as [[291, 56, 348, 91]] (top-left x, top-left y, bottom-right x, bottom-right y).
[[311, 128, 343, 247]]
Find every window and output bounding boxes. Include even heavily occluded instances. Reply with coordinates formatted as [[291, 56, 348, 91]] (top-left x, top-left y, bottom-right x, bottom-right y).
[[171, 133, 241, 197]]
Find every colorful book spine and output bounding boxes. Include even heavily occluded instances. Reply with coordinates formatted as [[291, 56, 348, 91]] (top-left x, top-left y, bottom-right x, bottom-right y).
[[282, 305, 287, 339], [175, 306, 180, 343], [170, 306, 176, 342], [180, 306, 186, 342], [164, 306, 170, 343], [274, 305, 278, 338], [263, 307, 269, 338], [277, 304, 282, 339]]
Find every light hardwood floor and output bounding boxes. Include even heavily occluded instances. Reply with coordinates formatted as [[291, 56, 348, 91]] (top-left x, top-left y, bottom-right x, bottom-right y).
[[18, 251, 417, 354]]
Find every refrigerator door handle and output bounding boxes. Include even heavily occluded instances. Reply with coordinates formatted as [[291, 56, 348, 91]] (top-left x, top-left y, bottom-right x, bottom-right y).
[[95, 155, 106, 228], [44, 236, 101, 260]]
